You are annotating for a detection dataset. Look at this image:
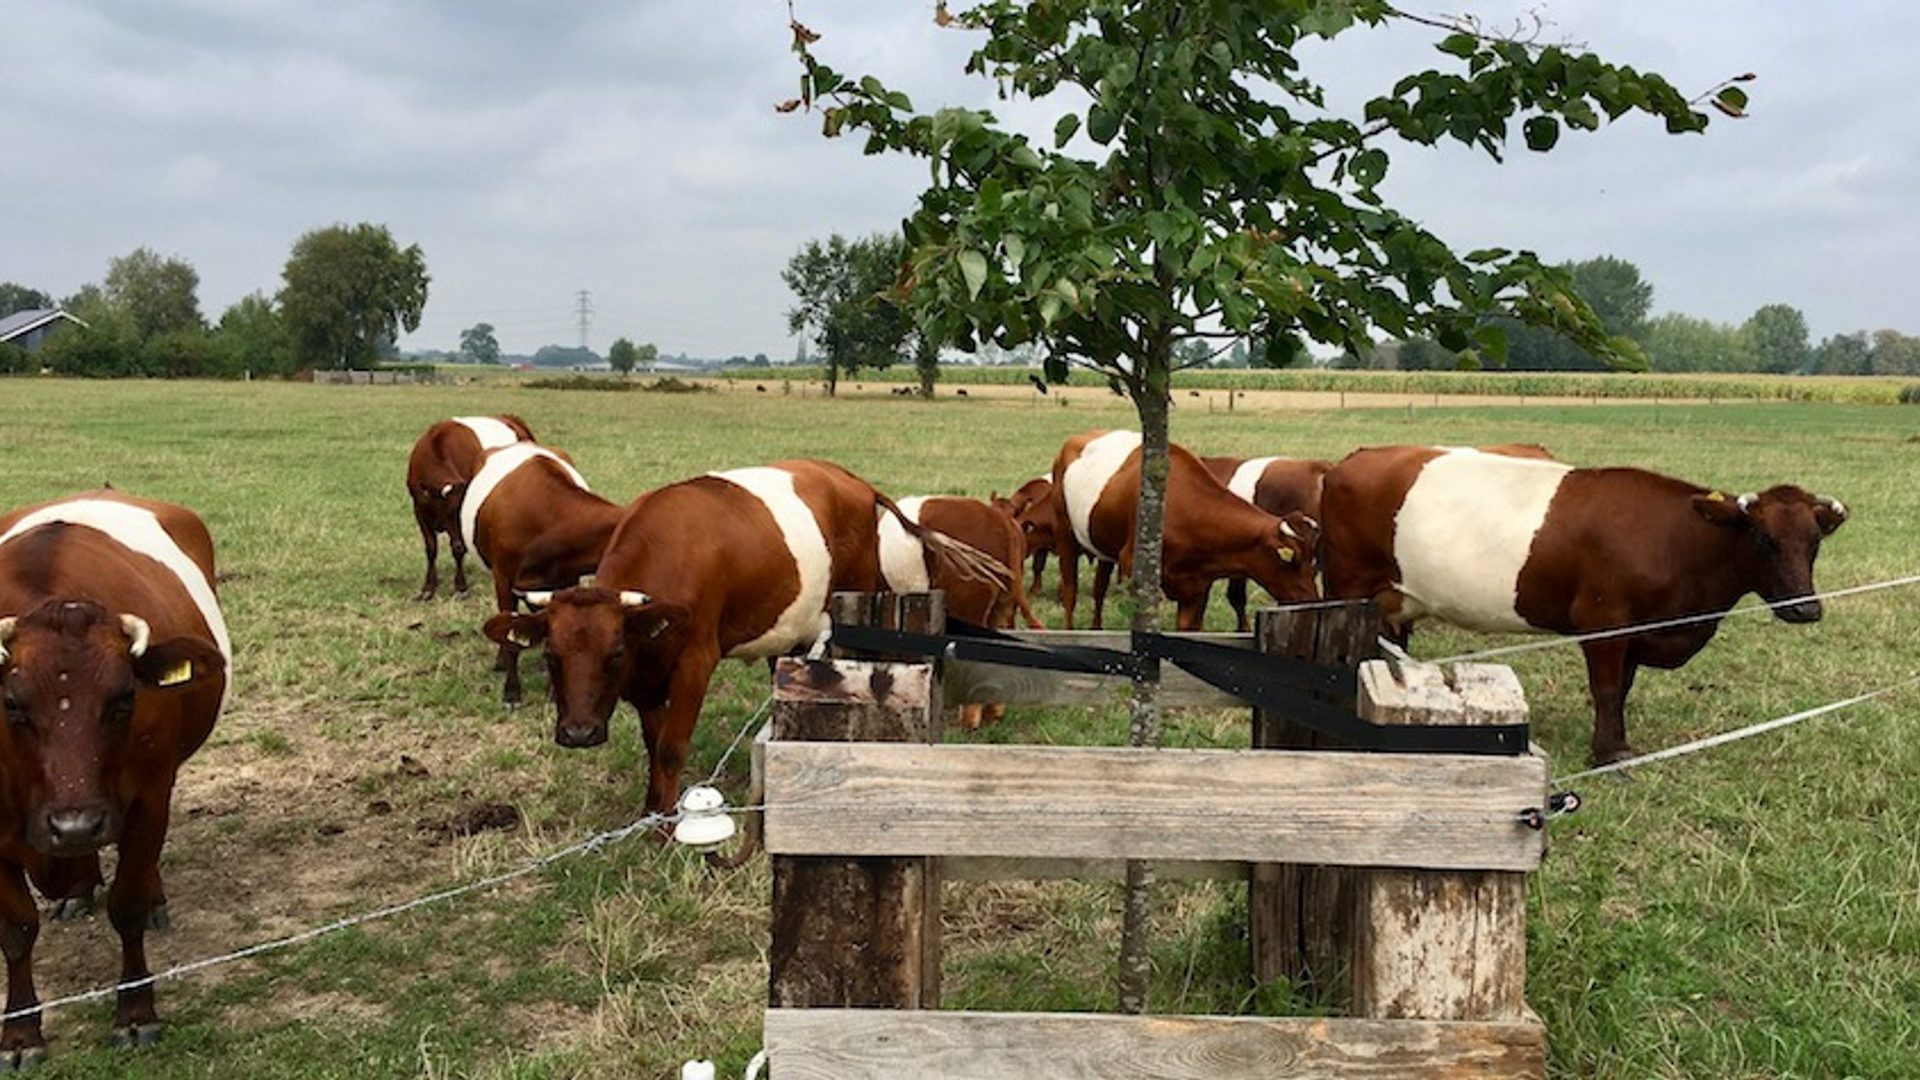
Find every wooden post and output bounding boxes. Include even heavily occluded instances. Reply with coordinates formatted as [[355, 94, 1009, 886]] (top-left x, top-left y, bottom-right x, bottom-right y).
[[1248, 601, 1379, 1002], [767, 592, 946, 1010], [1350, 660, 1533, 1021]]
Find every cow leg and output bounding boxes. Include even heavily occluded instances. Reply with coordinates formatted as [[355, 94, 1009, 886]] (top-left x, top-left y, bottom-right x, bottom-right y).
[[449, 531, 472, 598], [105, 808, 171, 1048], [1580, 638, 1638, 765], [1173, 591, 1208, 632], [414, 508, 441, 601], [499, 643, 525, 706], [1225, 577, 1250, 633], [1055, 545, 1082, 629], [1090, 560, 1115, 630], [640, 652, 721, 818], [0, 866, 44, 1065], [1028, 549, 1049, 595]]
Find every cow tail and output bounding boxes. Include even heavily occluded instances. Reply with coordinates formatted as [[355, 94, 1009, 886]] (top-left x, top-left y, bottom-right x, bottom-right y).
[[875, 494, 1014, 593]]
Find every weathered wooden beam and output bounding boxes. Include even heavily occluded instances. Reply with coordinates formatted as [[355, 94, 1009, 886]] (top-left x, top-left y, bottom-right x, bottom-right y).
[[1351, 659, 1538, 1023], [1249, 601, 1381, 1002], [764, 1008, 1548, 1080], [767, 593, 945, 1011], [762, 741, 1547, 871]]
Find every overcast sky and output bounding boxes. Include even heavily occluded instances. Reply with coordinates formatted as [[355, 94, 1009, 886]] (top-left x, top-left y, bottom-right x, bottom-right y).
[[4, 2, 1914, 360]]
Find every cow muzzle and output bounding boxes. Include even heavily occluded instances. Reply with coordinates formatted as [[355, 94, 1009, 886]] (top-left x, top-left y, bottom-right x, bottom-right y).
[[35, 803, 121, 855], [1773, 597, 1824, 624], [554, 719, 610, 749]]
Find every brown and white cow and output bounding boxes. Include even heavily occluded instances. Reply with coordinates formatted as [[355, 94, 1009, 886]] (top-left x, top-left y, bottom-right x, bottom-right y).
[[0, 491, 229, 1060], [1049, 430, 1320, 631], [1200, 455, 1334, 632], [406, 415, 536, 600], [991, 475, 1058, 595], [483, 460, 1007, 816], [461, 442, 623, 705], [880, 495, 1044, 728], [1319, 445, 1848, 764]]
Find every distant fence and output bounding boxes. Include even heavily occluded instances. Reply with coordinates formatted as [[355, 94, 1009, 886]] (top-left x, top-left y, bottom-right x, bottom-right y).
[[310, 369, 426, 385], [759, 594, 1551, 1079]]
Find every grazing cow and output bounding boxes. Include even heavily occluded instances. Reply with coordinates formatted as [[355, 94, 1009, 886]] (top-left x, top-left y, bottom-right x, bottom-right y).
[[1318, 445, 1849, 764], [880, 495, 1044, 728], [406, 415, 536, 600], [461, 443, 623, 705], [1049, 430, 1320, 631], [0, 491, 229, 1060], [483, 460, 1008, 816], [1200, 455, 1334, 632], [991, 475, 1059, 595]]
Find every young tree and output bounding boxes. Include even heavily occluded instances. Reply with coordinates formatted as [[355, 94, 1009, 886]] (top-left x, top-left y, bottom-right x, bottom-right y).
[[211, 292, 292, 378], [607, 336, 638, 376], [0, 283, 52, 316], [1743, 303, 1811, 374], [104, 246, 204, 343], [461, 323, 503, 366], [790, 0, 1741, 1012], [784, 232, 923, 396], [279, 223, 429, 371]]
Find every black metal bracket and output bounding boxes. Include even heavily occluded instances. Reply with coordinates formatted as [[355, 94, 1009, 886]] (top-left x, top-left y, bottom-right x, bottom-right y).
[[827, 619, 1530, 756]]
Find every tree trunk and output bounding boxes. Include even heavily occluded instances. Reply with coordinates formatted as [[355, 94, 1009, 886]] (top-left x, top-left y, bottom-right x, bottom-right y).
[[915, 337, 938, 399], [1116, 346, 1173, 1015]]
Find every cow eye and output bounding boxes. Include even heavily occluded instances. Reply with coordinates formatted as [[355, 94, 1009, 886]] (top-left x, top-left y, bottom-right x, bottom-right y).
[[105, 689, 136, 726], [1754, 532, 1781, 555], [3, 692, 24, 726]]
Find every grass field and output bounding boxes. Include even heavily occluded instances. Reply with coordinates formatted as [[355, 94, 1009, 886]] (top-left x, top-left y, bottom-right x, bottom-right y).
[[0, 376, 1914, 1079]]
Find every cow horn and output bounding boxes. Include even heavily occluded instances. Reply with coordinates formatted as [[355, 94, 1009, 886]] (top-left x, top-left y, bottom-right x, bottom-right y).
[[120, 614, 152, 658], [0, 616, 14, 664], [618, 590, 651, 608], [1736, 493, 1757, 513], [523, 590, 555, 609], [1817, 494, 1849, 519], [439, 483, 455, 498], [1280, 520, 1301, 541]]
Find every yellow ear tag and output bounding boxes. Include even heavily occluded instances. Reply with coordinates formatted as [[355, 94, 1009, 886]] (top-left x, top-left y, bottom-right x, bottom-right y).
[[1278, 547, 1296, 564], [1706, 490, 1728, 502], [508, 629, 532, 648], [157, 660, 193, 687]]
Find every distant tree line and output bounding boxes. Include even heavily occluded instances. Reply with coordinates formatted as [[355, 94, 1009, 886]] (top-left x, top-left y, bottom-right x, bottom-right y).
[[1344, 254, 1918, 376], [1, 223, 429, 378], [783, 237, 1918, 380]]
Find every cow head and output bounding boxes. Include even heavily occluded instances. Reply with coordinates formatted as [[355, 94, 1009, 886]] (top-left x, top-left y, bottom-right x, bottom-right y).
[[0, 599, 225, 856], [1252, 511, 1322, 604], [483, 586, 691, 748], [413, 480, 467, 532], [1693, 486, 1848, 623]]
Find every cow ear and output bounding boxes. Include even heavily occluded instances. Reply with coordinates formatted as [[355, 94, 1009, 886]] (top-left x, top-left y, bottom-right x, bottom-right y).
[[133, 637, 227, 690], [1692, 491, 1746, 528], [623, 602, 690, 647], [1813, 497, 1848, 536], [483, 611, 546, 650]]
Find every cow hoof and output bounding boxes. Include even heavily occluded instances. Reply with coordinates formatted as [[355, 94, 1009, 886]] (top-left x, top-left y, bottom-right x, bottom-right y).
[[148, 900, 171, 931], [48, 896, 93, 922], [1590, 745, 1639, 771], [0, 1044, 47, 1072], [109, 1022, 163, 1050]]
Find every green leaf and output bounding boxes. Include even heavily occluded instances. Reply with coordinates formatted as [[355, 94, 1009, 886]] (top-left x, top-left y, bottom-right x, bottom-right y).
[[1437, 32, 1479, 60], [1713, 85, 1749, 119], [958, 250, 990, 301], [1087, 104, 1121, 144], [1349, 147, 1389, 188], [1054, 113, 1082, 147], [1523, 115, 1560, 152]]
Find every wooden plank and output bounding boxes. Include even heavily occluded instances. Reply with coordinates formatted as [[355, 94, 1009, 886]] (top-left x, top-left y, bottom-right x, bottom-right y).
[[1351, 659, 1537, 1022], [1249, 601, 1380, 1002], [763, 742, 1546, 871], [943, 856, 1243, 883], [764, 1008, 1547, 1080], [767, 594, 943, 1011], [942, 630, 1251, 710]]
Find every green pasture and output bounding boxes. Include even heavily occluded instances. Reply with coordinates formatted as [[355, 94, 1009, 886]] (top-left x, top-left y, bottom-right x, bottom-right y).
[[0, 377, 1913, 1079]]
